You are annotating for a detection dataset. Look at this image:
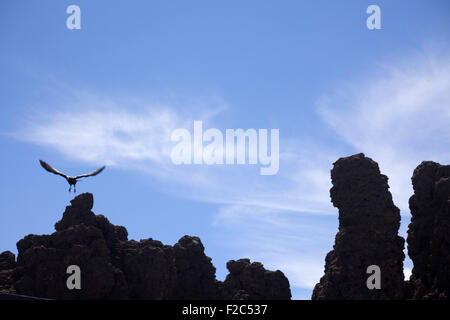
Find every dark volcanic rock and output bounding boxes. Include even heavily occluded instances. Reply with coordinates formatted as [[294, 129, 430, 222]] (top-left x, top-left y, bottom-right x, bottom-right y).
[[171, 235, 219, 299], [12, 193, 178, 299], [312, 153, 405, 300], [115, 238, 176, 299], [14, 225, 118, 299], [220, 258, 291, 300], [6, 193, 290, 300], [12, 193, 126, 299], [0, 251, 16, 294], [0, 251, 15, 270], [406, 161, 450, 299]]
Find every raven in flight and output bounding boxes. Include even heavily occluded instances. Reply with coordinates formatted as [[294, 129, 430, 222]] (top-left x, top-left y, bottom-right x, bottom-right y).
[[39, 160, 105, 192]]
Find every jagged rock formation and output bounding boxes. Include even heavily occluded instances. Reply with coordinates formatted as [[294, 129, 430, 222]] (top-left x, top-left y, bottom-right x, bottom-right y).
[[220, 259, 291, 300], [1, 193, 290, 300], [406, 161, 450, 299], [312, 153, 405, 299]]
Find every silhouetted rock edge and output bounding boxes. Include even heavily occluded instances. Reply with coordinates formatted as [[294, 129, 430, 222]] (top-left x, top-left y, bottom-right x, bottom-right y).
[[0, 193, 291, 300]]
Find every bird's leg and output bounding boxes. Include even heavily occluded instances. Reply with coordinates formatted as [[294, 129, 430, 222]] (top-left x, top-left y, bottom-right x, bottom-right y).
[[74, 185, 76, 193], [68, 185, 72, 192]]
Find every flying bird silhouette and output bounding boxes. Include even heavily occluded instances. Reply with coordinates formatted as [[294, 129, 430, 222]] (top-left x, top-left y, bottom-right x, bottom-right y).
[[39, 160, 105, 192]]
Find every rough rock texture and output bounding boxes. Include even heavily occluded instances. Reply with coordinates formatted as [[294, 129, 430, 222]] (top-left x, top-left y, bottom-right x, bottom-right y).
[[220, 259, 291, 300], [171, 236, 220, 299], [406, 161, 450, 299], [0, 251, 16, 294], [13, 194, 127, 299], [2, 193, 290, 300], [312, 153, 405, 300], [113, 238, 176, 299]]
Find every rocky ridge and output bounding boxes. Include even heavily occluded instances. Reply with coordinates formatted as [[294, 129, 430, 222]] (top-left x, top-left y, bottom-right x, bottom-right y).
[[0, 193, 291, 300]]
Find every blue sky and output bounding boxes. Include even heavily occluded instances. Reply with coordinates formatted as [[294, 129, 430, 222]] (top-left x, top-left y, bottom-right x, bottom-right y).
[[1, 1, 450, 299]]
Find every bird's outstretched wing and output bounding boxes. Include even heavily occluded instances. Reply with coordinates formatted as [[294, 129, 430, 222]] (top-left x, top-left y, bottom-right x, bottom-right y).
[[39, 160, 69, 179], [74, 166, 106, 179]]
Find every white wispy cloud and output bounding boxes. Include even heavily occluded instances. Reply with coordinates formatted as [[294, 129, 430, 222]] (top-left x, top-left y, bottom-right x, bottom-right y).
[[14, 86, 339, 299]]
